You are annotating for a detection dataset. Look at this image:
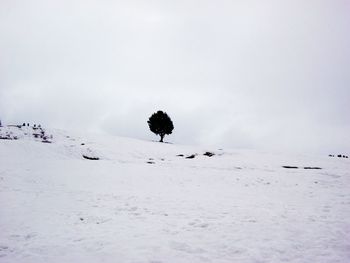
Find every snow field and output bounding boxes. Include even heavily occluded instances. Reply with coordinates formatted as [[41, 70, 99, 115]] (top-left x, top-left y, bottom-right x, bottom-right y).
[[0, 127, 349, 262]]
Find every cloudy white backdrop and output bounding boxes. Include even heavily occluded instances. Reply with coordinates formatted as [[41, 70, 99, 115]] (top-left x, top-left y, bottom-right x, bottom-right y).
[[0, 0, 349, 154]]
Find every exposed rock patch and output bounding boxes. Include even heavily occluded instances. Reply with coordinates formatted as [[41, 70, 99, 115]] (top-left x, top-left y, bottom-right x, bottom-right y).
[[282, 166, 299, 169], [203, 152, 215, 157], [82, 155, 99, 160]]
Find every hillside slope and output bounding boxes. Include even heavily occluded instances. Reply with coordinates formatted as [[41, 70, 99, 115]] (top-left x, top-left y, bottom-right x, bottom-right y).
[[0, 126, 349, 263]]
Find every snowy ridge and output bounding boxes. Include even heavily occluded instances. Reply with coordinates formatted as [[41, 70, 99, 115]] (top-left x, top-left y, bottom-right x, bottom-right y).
[[0, 126, 349, 263]]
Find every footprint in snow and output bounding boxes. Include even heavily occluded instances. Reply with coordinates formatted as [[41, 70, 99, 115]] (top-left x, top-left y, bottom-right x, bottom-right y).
[[9, 233, 36, 241], [0, 246, 8, 251], [169, 241, 205, 254], [188, 220, 209, 228]]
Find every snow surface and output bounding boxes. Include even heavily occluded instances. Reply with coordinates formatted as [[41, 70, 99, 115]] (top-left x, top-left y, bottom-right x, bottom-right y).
[[0, 126, 350, 263]]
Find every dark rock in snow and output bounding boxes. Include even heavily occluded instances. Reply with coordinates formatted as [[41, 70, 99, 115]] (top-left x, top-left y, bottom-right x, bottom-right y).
[[0, 136, 12, 140], [203, 152, 215, 157], [82, 155, 99, 160]]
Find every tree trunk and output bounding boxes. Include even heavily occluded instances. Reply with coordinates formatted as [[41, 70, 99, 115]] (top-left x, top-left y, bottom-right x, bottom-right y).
[[160, 134, 164, 142]]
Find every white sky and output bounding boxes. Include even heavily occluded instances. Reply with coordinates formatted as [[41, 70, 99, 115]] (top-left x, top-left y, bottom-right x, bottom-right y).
[[1, 0, 349, 154]]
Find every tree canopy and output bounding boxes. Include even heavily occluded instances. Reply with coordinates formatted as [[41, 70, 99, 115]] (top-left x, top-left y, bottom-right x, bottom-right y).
[[147, 111, 174, 142]]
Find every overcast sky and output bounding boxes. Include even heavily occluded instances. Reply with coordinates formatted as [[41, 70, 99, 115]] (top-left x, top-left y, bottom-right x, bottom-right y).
[[1, 0, 349, 154]]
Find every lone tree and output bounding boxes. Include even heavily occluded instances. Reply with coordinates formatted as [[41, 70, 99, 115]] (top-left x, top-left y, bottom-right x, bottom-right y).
[[147, 111, 174, 142]]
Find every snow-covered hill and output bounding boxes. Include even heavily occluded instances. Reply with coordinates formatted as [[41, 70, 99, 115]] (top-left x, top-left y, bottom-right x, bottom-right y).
[[0, 125, 349, 263]]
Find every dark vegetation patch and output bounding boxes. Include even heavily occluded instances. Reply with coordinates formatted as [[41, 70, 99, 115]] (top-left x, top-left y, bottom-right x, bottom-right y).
[[1, 124, 53, 142], [329, 154, 348, 158], [33, 133, 40, 138], [178, 152, 216, 158]]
